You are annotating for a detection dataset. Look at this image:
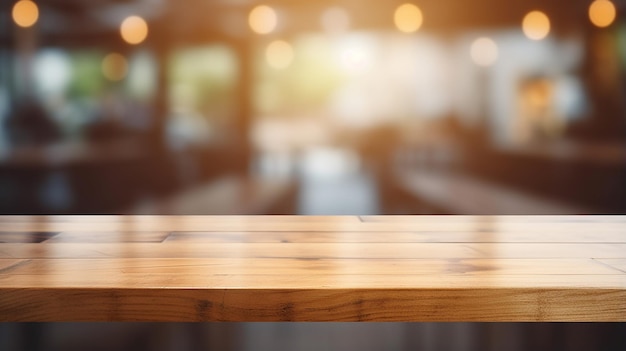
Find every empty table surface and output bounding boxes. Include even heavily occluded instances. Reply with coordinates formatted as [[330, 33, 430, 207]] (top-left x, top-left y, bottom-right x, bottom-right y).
[[0, 215, 625, 321]]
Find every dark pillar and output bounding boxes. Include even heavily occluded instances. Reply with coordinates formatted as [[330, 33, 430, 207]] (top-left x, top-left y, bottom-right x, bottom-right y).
[[149, 15, 173, 152], [232, 37, 254, 175]]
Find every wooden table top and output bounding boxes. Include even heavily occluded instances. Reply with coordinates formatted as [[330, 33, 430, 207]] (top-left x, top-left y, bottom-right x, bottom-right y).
[[0, 215, 625, 322]]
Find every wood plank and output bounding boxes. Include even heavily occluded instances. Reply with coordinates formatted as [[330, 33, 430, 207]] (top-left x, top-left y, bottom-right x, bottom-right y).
[[0, 215, 624, 233], [3, 258, 620, 277], [46, 231, 169, 243], [1, 287, 624, 322], [0, 232, 58, 243], [165, 230, 626, 243], [0, 215, 362, 223], [0, 259, 25, 273], [1, 220, 625, 233], [1, 273, 624, 289], [360, 215, 626, 223], [3, 214, 622, 224], [0, 215, 624, 322], [594, 259, 626, 273], [1, 243, 625, 259], [0, 216, 369, 232]]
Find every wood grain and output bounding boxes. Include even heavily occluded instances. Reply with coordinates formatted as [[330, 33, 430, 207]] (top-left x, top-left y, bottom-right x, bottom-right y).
[[165, 230, 626, 243], [1, 243, 625, 259], [4, 258, 621, 276], [595, 259, 626, 273], [46, 231, 169, 243], [0, 215, 624, 322], [0, 231, 58, 243], [1, 288, 624, 322], [0, 259, 25, 273]]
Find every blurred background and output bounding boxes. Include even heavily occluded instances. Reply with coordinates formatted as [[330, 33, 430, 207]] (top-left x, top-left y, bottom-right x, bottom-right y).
[[0, 0, 625, 215], [1, 0, 626, 350]]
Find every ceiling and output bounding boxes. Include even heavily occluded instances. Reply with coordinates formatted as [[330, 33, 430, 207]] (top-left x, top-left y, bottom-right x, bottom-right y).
[[0, 0, 622, 48]]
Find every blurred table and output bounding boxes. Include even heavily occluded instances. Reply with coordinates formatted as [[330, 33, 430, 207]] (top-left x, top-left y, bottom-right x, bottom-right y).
[[0, 215, 624, 321], [0, 139, 147, 169], [131, 176, 298, 215], [500, 140, 626, 167], [0, 139, 151, 213], [395, 169, 588, 214]]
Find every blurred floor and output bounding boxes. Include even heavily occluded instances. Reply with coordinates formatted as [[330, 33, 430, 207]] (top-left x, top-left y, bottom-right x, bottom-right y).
[[296, 147, 379, 215], [2, 323, 625, 351], [239, 323, 404, 351]]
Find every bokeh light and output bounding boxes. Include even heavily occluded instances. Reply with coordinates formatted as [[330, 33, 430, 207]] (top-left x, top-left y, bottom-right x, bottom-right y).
[[589, 0, 616, 28], [338, 37, 375, 75], [249, 5, 277, 35], [394, 3, 423, 33], [34, 50, 73, 94], [266, 40, 294, 69], [470, 37, 499, 67], [522, 11, 550, 40], [102, 53, 128, 81], [12, 0, 39, 28], [120, 16, 149, 45]]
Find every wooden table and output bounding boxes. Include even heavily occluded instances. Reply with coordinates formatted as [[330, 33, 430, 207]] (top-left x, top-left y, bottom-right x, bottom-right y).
[[0, 216, 624, 321], [395, 170, 587, 214]]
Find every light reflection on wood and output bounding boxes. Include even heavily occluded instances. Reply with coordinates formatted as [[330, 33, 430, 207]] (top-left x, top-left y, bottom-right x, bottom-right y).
[[0, 215, 624, 322]]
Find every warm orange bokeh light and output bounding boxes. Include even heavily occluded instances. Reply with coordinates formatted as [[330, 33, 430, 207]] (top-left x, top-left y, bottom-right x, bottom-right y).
[[589, 0, 616, 28], [120, 16, 149, 45], [249, 5, 277, 35], [394, 3, 423, 33], [522, 11, 550, 40], [470, 37, 499, 67], [266, 40, 294, 69], [102, 53, 128, 81], [12, 0, 39, 28]]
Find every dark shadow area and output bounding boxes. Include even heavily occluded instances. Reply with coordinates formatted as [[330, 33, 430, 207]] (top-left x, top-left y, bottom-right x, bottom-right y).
[[1, 323, 625, 351]]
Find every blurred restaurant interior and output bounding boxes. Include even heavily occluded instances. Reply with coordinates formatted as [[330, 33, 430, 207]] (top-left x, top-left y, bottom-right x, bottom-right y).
[[1, 0, 626, 350], [0, 0, 625, 216]]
